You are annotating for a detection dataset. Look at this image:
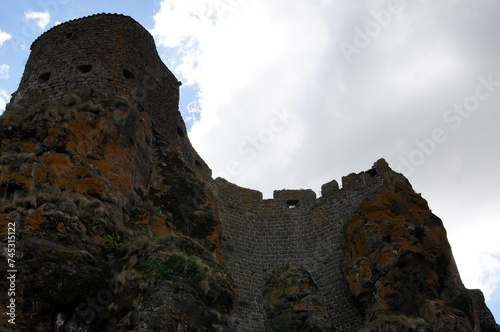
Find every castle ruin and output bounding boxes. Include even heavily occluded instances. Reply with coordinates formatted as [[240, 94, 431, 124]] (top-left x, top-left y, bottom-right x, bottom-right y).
[[4, 14, 498, 331]]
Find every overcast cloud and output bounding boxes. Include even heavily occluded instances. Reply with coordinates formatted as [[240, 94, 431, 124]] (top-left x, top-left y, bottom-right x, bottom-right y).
[[151, 0, 500, 306]]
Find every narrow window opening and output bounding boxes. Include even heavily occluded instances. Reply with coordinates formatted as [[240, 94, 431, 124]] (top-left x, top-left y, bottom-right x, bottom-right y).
[[287, 200, 299, 209], [66, 32, 73, 39], [177, 127, 185, 137], [77, 65, 92, 74], [195, 160, 202, 167], [123, 69, 135, 79], [38, 72, 51, 84]]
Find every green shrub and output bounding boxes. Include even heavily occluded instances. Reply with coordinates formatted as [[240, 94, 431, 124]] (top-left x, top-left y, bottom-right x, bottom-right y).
[[104, 234, 121, 249], [142, 253, 204, 282]]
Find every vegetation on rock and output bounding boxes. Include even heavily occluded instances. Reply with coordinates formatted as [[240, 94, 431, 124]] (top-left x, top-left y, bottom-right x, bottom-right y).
[[0, 90, 234, 331], [341, 172, 476, 330]]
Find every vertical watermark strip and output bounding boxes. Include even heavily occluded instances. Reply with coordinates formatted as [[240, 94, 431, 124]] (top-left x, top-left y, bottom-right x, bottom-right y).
[[6, 221, 17, 325]]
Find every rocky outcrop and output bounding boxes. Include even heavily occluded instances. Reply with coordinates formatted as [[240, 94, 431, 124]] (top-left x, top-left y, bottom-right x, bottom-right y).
[[0, 89, 235, 331], [341, 161, 498, 331], [263, 266, 333, 332]]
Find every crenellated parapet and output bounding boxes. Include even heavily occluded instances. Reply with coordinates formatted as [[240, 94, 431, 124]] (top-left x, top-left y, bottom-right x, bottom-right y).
[[214, 160, 391, 331]]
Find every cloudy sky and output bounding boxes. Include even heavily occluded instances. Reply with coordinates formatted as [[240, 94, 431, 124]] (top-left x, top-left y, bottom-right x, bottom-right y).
[[0, 0, 499, 321]]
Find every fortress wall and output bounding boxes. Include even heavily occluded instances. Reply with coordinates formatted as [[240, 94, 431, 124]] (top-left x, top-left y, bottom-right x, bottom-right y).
[[313, 171, 383, 331], [215, 168, 385, 331], [213, 178, 267, 329]]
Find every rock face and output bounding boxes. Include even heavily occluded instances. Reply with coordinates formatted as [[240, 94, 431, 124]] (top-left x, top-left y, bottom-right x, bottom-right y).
[[0, 13, 498, 332], [340, 165, 484, 331], [263, 266, 332, 331]]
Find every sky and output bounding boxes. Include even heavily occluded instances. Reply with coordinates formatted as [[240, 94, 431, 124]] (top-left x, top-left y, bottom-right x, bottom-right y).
[[0, 0, 499, 322]]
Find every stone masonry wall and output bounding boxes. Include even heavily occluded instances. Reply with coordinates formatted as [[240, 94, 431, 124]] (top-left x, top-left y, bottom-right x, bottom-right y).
[[214, 163, 388, 331], [11, 14, 211, 179]]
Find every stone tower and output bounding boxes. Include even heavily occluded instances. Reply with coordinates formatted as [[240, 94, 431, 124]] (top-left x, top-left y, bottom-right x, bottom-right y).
[[12, 13, 210, 178]]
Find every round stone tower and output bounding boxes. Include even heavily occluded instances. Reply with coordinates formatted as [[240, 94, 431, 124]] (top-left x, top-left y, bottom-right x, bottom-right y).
[[13, 14, 180, 106], [11, 13, 210, 176]]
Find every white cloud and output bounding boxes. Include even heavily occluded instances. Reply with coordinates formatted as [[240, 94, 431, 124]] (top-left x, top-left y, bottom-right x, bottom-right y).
[[152, 0, 331, 188], [152, 1, 500, 319], [449, 214, 500, 301], [0, 64, 9, 79], [0, 89, 9, 114], [25, 10, 51, 31], [0, 29, 12, 47]]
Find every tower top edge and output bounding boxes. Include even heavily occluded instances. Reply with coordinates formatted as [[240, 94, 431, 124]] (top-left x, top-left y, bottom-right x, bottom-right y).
[[30, 13, 138, 50]]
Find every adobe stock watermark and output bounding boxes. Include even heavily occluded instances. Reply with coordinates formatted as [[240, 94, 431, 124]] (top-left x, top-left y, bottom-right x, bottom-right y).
[[9, 0, 70, 53], [398, 74, 499, 175], [214, 107, 296, 181], [340, 0, 404, 64], [74, 280, 115, 325], [43, 276, 122, 331]]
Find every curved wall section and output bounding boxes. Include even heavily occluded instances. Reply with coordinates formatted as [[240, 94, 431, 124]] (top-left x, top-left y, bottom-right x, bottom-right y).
[[213, 165, 388, 330], [13, 14, 173, 105], [11, 14, 211, 177]]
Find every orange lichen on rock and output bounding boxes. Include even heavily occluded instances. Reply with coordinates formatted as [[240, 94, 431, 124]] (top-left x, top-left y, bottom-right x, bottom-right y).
[[76, 177, 106, 197], [0, 213, 16, 235], [39, 152, 74, 190], [26, 208, 48, 231], [152, 217, 169, 236], [133, 209, 150, 225], [207, 223, 223, 264], [94, 235, 106, 246], [341, 177, 473, 328], [0, 168, 33, 192]]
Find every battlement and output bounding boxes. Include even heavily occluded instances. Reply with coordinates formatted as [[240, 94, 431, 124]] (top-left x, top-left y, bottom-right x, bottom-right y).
[[214, 158, 390, 204], [272, 189, 316, 209], [214, 160, 395, 330]]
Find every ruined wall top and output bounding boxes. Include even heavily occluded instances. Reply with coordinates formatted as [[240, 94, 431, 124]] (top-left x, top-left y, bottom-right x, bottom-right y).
[[214, 158, 393, 206]]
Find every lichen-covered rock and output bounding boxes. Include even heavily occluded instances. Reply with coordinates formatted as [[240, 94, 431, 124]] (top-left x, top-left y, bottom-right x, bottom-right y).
[[0, 88, 232, 331], [105, 234, 235, 331], [341, 164, 476, 330], [263, 265, 333, 332]]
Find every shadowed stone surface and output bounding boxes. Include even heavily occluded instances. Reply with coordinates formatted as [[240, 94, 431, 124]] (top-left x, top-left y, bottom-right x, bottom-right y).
[[0, 13, 497, 332]]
